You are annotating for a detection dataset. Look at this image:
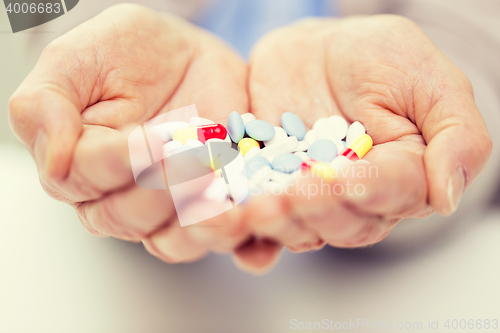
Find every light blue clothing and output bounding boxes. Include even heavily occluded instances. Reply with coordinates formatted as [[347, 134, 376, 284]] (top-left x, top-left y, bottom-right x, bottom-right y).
[[193, 0, 338, 57]]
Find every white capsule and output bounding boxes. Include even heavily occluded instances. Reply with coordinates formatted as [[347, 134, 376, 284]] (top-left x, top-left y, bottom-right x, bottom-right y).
[[189, 117, 215, 126], [163, 140, 183, 158], [256, 136, 299, 163], [346, 121, 366, 145], [264, 126, 288, 146], [240, 112, 256, 125], [304, 129, 318, 145], [243, 146, 261, 162], [149, 121, 190, 142]]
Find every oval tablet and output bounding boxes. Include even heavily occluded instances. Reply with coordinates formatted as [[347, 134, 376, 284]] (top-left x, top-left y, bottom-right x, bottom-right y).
[[245, 120, 275, 141], [272, 153, 303, 174], [227, 111, 245, 143], [307, 139, 338, 162], [281, 112, 306, 141]]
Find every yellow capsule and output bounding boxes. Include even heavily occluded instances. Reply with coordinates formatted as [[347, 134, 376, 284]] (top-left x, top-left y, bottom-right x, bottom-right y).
[[238, 138, 260, 155], [340, 134, 373, 160], [173, 127, 197, 144], [310, 161, 337, 181]]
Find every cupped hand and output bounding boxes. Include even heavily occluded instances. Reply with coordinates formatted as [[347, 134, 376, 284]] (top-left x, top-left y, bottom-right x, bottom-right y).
[[8, 4, 250, 263], [244, 15, 492, 260]]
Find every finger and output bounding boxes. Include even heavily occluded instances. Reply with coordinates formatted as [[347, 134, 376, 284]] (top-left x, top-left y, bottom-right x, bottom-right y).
[[414, 60, 492, 215], [143, 224, 208, 264], [232, 238, 283, 275], [7, 4, 201, 181], [288, 140, 432, 247], [244, 194, 325, 253], [160, 27, 249, 124], [9, 84, 83, 181], [38, 125, 136, 203], [182, 202, 251, 253], [248, 24, 339, 127], [75, 165, 214, 241]]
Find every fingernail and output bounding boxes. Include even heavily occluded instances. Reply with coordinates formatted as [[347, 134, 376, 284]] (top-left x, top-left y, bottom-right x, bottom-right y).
[[33, 130, 49, 174], [448, 166, 466, 214]]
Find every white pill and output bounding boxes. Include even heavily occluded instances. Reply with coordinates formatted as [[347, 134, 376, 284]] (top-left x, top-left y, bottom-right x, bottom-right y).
[[328, 115, 349, 140], [249, 166, 274, 184], [149, 121, 190, 142], [294, 152, 309, 161], [168, 145, 191, 157], [346, 121, 366, 145], [243, 146, 261, 162], [206, 138, 225, 144], [330, 155, 354, 171], [316, 115, 348, 142], [240, 112, 256, 125], [184, 139, 204, 148], [204, 177, 228, 203], [163, 140, 183, 158], [190, 117, 215, 126], [270, 169, 300, 186], [312, 117, 327, 131], [224, 134, 232, 142], [304, 129, 318, 145], [292, 140, 310, 152], [264, 126, 288, 147], [257, 136, 299, 163]]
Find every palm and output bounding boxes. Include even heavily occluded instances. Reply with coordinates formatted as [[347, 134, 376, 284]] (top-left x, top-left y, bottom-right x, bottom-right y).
[[243, 15, 487, 251]]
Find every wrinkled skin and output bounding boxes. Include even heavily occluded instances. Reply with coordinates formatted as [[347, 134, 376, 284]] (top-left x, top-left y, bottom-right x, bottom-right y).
[[9, 6, 491, 274]]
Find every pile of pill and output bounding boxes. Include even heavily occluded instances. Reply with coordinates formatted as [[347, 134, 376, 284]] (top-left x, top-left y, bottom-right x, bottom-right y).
[[153, 111, 373, 201]]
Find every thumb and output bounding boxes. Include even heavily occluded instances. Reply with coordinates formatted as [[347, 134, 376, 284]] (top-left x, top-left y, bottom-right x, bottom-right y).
[[9, 84, 83, 181], [417, 65, 492, 215]]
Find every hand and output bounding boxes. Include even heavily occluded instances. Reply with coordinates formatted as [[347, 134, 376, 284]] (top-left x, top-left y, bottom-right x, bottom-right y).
[[8, 4, 250, 263], [243, 15, 491, 261]]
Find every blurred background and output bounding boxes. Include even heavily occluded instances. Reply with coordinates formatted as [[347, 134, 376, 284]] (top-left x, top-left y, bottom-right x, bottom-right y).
[[1, 0, 500, 332]]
